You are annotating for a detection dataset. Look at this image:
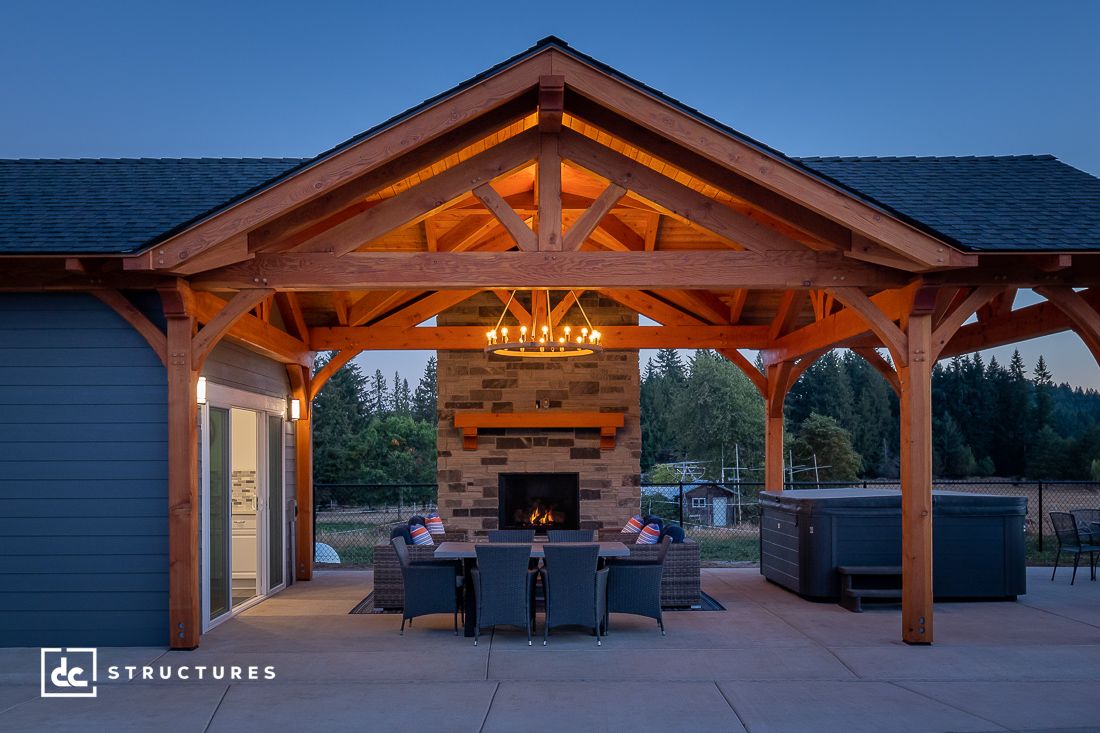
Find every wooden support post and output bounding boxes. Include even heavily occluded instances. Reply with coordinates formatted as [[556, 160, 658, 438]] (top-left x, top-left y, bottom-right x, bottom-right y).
[[160, 284, 199, 649], [764, 362, 792, 492], [288, 364, 314, 581], [537, 134, 562, 251], [899, 312, 934, 644]]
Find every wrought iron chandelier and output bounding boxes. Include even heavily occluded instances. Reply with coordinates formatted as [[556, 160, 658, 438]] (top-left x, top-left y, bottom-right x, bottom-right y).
[[485, 289, 603, 358]]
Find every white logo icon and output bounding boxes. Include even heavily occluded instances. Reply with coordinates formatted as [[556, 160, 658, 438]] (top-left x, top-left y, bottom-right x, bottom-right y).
[[40, 648, 97, 698]]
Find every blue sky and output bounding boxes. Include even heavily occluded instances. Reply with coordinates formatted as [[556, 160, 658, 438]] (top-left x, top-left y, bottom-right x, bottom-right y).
[[2, 0, 1098, 387]]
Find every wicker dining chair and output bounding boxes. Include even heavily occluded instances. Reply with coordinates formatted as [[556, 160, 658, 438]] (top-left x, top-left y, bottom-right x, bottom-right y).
[[471, 544, 538, 646], [1050, 512, 1100, 584], [540, 543, 607, 646], [605, 535, 671, 635], [488, 529, 536, 543], [546, 529, 596, 543], [390, 537, 462, 635]]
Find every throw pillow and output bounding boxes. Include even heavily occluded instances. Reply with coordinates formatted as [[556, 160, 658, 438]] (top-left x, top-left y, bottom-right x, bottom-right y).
[[622, 515, 644, 534], [409, 524, 434, 546], [426, 512, 446, 535], [636, 523, 661, 545]]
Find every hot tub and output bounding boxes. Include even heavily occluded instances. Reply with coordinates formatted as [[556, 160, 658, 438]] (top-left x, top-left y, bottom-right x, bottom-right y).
[[759, 488, 1027, 601]]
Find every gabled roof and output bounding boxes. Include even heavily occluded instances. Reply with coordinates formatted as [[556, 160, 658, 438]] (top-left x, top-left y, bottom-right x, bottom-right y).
[[0, 37, 1097, 257], [0, 158, 304, 254], [796, 155, 1100, 252], [3, 154, 1097, 255]]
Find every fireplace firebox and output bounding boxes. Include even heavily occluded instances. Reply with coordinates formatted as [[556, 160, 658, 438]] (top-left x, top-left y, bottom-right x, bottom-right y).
[[498, 473, 580, 533]]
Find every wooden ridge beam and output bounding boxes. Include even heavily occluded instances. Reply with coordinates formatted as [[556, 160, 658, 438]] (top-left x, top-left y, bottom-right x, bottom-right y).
[[560, 129, 804, 253], [193, 250, 907, 291], [309, 324, 770, 351], [294, 129, 540, 256]]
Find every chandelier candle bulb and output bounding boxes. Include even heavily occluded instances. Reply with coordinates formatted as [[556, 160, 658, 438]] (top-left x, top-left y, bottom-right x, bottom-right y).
[[484, 289, 605, 358]]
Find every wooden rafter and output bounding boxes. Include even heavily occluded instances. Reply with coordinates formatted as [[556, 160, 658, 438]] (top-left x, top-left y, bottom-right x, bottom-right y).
[[294, 130, 539, 256], [563, 183, 626, 251], [370, 290, 481, 331], [493, 289, 533, 323], [560, 129, 804, 253], [191, 289, 274, 367], [930, 286, 1002, 360], [769, 290, 808, 340], [274, 292, 309, 341], [192, 291, 309, 365]]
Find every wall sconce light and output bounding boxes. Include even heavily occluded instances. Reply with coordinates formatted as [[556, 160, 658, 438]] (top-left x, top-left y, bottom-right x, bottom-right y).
[[289, 398, 301, 421], [196, 376, 207, 405]]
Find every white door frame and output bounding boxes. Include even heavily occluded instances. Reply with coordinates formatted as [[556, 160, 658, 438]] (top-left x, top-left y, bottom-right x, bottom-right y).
[[200, 382, 288, 632]]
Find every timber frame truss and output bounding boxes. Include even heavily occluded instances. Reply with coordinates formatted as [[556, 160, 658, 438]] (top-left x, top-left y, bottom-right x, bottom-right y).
[[4, 44, 1100, 650]]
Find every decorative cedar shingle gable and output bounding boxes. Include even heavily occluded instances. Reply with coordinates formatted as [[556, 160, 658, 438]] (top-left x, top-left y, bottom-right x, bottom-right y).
[[797, 155, 1100, 252], [0, 157, 305, 254]]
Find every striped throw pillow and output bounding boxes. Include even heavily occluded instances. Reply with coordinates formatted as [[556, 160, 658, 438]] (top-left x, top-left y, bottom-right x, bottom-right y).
[[636, 523, 661, 544], [622, 515, 644, 534], [410, 524, 434, 546], [426, 512, 445, 535]]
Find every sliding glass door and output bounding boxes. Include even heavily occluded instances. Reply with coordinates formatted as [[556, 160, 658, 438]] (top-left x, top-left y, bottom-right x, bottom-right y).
[[202, 386, 288, 630]]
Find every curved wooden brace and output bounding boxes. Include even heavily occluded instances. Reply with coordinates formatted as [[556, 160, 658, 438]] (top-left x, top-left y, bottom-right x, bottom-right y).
[[828, 286, 908, 366], [1034, 286, 1100, 364], [91, 289, 167, 365], [191, 288, 274, 368], [786, 348, 828, 388], [852, 347, 900, 396], [931, 286, 1002, 360], [310, 350, 361, 401], [716, 348, 766, 397]]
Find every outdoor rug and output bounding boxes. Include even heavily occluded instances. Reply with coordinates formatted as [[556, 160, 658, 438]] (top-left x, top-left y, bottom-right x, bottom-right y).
[[350, 591, 724, 614]]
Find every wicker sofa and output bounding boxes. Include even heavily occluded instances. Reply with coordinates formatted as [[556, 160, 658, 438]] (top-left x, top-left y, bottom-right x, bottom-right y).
[[371, 529, 700, 611]]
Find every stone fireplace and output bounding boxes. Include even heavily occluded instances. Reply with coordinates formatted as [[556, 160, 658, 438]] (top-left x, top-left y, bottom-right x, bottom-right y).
[[436, 293, 641, 537]]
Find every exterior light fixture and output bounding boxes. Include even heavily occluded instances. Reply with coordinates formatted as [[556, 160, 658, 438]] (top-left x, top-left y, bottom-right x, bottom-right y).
[[486, 289, 603, 358], [196, 376, 207, 405], [289, 398, 301, 421]]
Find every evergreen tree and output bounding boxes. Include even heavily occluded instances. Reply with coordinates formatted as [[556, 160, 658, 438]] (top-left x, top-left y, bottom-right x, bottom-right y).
[[368, 369, 389, 416], [789, 412, 862, 481], [311, 354, 369, 485], [391, 371, 410, 415], [1034, 355, 1054, 429], [411, 356, 438, 423]]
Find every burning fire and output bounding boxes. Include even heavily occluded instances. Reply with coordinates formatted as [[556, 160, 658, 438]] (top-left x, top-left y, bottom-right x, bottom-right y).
[[527, 503, 555, 526]]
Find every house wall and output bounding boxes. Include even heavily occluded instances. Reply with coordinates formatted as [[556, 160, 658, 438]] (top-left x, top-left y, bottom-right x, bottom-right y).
[[0, 293, 169, 646]]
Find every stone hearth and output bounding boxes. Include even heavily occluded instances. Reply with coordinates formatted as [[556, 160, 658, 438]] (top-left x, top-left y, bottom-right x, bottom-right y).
[[436, 293, 641, 536]]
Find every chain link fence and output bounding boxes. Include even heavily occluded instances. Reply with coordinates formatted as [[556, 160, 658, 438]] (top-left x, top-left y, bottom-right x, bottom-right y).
[[314, 480, 1100, 567]]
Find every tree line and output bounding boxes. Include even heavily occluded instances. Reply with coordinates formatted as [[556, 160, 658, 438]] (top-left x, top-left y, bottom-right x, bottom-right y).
[[641, 348, 1100, 482], [311, 346, 1100, 495], [312, 355, 438, 504]]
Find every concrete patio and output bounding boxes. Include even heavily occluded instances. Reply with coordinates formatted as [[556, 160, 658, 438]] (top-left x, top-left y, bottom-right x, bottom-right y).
[[2, 567, 1099, 732]]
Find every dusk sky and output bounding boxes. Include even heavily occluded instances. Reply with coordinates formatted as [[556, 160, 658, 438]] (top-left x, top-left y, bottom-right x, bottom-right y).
[[3, 1, 1098, 387]]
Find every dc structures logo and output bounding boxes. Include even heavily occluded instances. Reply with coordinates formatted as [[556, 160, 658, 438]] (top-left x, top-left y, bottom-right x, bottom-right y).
[[40, 648, 97, 698]]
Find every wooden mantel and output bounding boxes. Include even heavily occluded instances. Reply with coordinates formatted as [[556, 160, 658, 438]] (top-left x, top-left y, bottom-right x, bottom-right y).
[[453, 411, 626, 451]]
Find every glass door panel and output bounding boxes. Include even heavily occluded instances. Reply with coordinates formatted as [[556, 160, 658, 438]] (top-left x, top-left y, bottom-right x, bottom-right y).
[[207, 407, 231, 620], [267, 415, 284, 590], [230, 408, 259, 608]]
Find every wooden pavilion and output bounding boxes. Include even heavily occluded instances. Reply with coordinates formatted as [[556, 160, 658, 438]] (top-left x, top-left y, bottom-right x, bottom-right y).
[[3, 38, 1100, 649]]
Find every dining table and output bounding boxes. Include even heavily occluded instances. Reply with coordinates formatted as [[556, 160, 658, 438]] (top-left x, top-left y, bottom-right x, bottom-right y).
[[433, 540, 631, 637]]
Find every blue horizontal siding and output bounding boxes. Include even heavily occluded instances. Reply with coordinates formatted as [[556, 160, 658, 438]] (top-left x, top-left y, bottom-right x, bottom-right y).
[[0, 293, 168, 647]]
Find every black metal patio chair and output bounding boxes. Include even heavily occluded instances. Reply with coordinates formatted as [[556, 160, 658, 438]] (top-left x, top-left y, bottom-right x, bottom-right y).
[[1070, 509, 1100, 545], [1050, 512, 1100, 584], [546, 529, 595, 542], [471, 544, 538, 646], [540, 543, 607, 646], [488, 529, 536, 543], [390, 536, 463, 635], [605, 535, 671, 635]]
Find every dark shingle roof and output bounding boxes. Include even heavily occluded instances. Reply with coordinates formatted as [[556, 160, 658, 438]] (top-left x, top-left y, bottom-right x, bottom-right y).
[[0, 37, 1097, 256], [0, 158, 306, 254], [795, 155, 1100, 252]]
